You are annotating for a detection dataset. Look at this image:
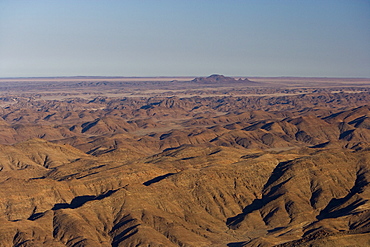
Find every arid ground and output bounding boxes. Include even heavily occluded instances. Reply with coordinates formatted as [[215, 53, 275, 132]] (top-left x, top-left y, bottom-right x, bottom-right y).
[[0, 75, 370, 246]]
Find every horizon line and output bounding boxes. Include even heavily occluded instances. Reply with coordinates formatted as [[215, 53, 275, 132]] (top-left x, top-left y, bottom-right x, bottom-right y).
[[1, 75, 370, 80]]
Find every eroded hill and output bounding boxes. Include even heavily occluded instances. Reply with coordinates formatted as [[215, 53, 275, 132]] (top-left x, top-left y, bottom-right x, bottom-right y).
[[0, 76, 369, 246]]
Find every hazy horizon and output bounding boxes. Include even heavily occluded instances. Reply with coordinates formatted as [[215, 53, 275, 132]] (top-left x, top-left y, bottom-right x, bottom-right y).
[[1, 75, 370, 79], [1, 0, 369, 78]]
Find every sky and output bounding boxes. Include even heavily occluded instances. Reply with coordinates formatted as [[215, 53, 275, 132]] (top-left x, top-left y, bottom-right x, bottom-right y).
[[0, 0, 369, 78]]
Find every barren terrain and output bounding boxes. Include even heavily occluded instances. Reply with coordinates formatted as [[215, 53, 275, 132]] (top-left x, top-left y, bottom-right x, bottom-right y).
[[0, 75, 370, 246]]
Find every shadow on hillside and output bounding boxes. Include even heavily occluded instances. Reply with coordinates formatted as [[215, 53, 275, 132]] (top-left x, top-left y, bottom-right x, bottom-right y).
[[52, 189, 118, 210], [143, 173, 175, 186], [227, 241, 247, 247], [227, 161, 293, 227]]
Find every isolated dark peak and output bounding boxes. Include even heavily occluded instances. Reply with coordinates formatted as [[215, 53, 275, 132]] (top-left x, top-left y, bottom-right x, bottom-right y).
[[192, 74, 234, 84], [192, 74, 253, 84], [208, 74, 227, 80]]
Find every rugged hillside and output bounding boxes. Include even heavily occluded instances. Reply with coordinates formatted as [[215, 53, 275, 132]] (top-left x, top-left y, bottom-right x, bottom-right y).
[[0, 93, 369, 152], [0, 140, 369, 246], [0, 80, 369, 246]]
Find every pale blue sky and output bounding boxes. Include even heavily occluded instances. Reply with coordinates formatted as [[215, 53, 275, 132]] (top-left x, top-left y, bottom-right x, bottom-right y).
[[0, 0, 369, 77]]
